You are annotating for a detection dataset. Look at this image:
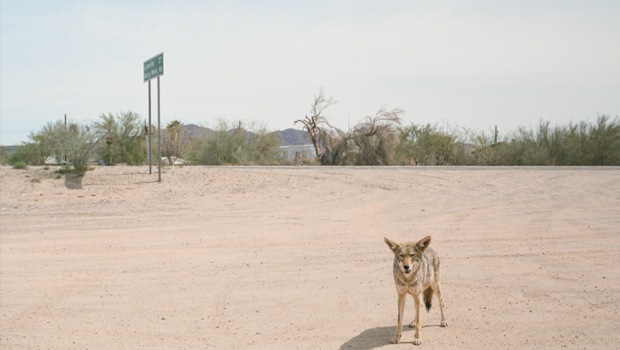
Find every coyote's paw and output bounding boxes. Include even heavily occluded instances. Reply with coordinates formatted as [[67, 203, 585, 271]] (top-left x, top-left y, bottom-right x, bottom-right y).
[[441, 320, 448, 327], [389, 336, 400, 344], [413, 338, 422, 346]]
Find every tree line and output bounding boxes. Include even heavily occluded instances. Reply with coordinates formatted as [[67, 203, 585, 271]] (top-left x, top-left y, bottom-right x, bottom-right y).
[[1, 113, 283, 169], [3, 90, 619, 169], [294, 89, 620, 166]]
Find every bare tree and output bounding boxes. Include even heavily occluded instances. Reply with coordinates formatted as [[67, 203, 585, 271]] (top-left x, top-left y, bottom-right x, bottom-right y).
[[350, 106, 403, 165], [319, 106, 404, 165], [354, 106, 404, 137], [319, 128, 353, 165], [293, 89, 403, 165], [294, 88, 337, 158]]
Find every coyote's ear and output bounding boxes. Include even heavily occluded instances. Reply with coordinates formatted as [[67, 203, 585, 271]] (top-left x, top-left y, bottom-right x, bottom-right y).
[[416, 236, 431, 253], [384, 238, 401, 254]]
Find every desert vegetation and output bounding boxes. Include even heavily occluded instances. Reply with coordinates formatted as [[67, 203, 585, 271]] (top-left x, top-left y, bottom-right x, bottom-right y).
[[296, 89, 620, 166], [2, 98, 619, 167], [12, 162, 27, 169], [94, 112, 147, 166], [187, 119, 281, 165], [4, 119, 102, 174], [408, 116, 620, 166]]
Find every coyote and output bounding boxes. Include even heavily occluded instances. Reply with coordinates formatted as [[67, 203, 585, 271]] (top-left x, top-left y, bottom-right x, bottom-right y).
[[384, 236, 447, 345]]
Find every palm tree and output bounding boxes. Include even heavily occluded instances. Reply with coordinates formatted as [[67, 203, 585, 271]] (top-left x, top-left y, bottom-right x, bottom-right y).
[[163, 120, 187, 164], [167, 120, 183, 143]]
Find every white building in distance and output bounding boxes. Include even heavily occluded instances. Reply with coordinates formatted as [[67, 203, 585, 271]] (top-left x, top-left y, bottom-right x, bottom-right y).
[[279, 144, 315, 162]]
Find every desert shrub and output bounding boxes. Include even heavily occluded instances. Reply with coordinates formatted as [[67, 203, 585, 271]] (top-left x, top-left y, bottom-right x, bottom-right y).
[[4, 143, 46, 166], [3, 120, 67, 166], [73, 163, 89, 176], [349, 107, 403, 165], [0, 146, 8, 164], [94, 111, 146, 165], [190, 126, 250, 165], [319, 130, 355, 165], [55, 166, 72, 174], [578, 115, 620, 165], [248, 123, 282, 164], [188, 119, 281, 165], [31, 177, 41, 183], [395, 123, 457, 165], [469, 116, 620, 166], [6, 118, 108, 169], [55, 174, 63, 179], [319, 106, 403, 165], [43, 166, 50, 170], [6, 120, 70, 166], [64, 124, 101, 175], [13, 162, 27, 169]]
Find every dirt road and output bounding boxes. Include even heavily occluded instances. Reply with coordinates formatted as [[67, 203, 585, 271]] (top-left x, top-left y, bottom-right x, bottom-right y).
[[1, 166, 619, 349]]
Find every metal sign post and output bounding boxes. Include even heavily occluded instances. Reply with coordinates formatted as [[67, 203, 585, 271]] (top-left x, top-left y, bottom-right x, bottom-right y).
[[148, 80, 152, 174], [144, 53, 164, 182], [157, 76, 161, 183]]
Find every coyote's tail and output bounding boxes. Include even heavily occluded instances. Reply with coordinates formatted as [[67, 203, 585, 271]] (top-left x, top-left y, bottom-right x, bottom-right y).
[[423, 287, 433, 312]]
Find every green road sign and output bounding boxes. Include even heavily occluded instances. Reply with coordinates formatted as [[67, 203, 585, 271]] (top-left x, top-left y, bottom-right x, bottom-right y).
[[144, 53, 164, 82]]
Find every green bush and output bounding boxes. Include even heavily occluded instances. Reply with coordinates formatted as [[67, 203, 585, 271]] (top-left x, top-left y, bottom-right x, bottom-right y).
[[94, 111, 146, 165], [55, 174, 63, 179], [395, 123, 457, 165], [13, 162, 27, 169], [55, 166, 72, 174], [190, 129, 249, 165], [73, 162, 89, 176], [5, 143, 45, 166], [472, 116, 620, 166], [394, 116, 620, 166], [188, 119, 281, 165]]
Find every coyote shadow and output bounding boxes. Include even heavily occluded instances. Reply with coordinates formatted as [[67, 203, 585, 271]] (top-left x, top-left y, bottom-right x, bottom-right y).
[[339, 326, 393, 350], [339, 324, 441, 350], [339, 326, 418, 350]]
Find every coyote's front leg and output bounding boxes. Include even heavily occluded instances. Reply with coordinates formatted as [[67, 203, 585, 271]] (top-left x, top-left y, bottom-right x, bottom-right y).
[[409, 294, 421, 328], [412, 292, 422, 345], [390, 293, 406, 344]]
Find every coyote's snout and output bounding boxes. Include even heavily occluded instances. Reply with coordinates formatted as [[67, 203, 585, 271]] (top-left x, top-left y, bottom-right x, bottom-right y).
[[384, 236, 447, 346]]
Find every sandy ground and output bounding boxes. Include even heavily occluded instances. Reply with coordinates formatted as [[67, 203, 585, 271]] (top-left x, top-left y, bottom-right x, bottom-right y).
[[1, 165, 619, 350]]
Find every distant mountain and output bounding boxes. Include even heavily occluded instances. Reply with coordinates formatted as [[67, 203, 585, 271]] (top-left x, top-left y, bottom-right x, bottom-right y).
[[1, 145, 19, 153], [276, 128, 312, 146], [181, 124, 214, 138], [180, 125, 311, 146]]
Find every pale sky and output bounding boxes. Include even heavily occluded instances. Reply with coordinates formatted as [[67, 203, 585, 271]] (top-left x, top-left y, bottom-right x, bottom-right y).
[[2, 0, 619, 145]]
